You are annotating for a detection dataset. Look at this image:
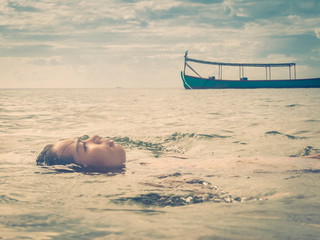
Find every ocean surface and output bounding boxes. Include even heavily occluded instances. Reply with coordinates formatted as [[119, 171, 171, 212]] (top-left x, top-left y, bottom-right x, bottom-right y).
[[1, 88, 320, 239]]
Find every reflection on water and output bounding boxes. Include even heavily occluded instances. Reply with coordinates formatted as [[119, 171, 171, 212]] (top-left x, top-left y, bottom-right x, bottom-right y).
[[37, 164, 126, 175], [1, 88, 320, 239]]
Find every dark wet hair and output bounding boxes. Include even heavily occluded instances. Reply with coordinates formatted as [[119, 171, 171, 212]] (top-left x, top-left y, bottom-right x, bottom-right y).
[[36, 144, 74, 166]]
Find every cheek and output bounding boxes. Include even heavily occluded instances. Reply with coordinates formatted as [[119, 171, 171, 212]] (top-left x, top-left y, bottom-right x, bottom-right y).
[[85, 145, 126, 163], [76, 146, 126, 167], [88, 148, 112, 160]]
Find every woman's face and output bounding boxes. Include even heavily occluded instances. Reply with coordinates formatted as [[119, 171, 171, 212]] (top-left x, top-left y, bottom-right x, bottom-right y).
[[52, 135, 126, 167]]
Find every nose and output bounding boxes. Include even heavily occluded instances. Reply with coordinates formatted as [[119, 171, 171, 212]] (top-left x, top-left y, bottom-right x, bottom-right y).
[[85, 135, 101, 143]]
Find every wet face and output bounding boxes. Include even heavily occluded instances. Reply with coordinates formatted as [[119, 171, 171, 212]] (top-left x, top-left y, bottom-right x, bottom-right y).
[[52, 135, 126, 167]]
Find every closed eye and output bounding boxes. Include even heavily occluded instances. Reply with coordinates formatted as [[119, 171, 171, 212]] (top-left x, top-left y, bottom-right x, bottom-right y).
[[76, 138, 87, 153]]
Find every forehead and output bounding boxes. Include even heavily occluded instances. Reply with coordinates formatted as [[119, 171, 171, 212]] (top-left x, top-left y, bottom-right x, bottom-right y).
[[52, 138, 76, 155]]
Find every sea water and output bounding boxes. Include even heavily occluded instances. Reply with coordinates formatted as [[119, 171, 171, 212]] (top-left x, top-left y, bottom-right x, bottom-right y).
[[0, 88, 320, 239]]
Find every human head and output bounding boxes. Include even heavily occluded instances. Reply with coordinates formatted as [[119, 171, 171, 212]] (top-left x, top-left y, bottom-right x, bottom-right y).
[[36, 135, 126, 168]]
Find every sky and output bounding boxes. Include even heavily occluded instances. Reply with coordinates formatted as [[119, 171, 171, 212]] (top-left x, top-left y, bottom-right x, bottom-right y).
[[0, 0, 319, 88]]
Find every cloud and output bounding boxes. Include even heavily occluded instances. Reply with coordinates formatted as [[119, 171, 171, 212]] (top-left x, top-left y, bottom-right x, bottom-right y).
[[181, 0, 224, 4], [315, 28, 320, 39], [225, 0, 320, 19], [0, 44, 54, 57], [8, 1, 40, 12]]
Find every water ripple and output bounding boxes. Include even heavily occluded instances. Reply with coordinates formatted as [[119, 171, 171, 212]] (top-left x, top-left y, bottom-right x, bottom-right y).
[[265, 131, 307, 139]]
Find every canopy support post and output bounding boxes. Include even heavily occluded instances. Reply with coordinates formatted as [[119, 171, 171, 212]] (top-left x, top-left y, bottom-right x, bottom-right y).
[[289, 66, 291, 80], [265, 67, 268, 80], [242, 66, 244, 79], [219, 65, 223, 80], [269, 66, 272, 80]]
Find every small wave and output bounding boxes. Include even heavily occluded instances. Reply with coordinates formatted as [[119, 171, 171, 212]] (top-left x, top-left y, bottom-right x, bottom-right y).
[[304, 119, 320, 123], [292, 130, 309, 135], [157, 172, 184, 179], [0, 114, 37, 120], [290, 169, 320, 174], [0, 213, 68, 228], [111, 132, 230, 157], [198, 133, 230, 139], [87, 207, 165, 214], [164, 132, 230, 142], [285, 104, 303, 108], [25, 115, 37, 119], [288, 212, 320, 224], [265, 131, 306, 140], [111, 136, 167, 158], [113, 176, 238, 207], [113, 192, 236, 207], [0, 195, 19, 204], [290, 146, 320, 157]]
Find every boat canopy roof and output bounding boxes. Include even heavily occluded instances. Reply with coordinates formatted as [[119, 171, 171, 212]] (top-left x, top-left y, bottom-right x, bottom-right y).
[[185, 56, 296, 67]]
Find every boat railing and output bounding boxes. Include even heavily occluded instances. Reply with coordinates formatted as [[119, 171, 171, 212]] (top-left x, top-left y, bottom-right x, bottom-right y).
[[184, 51, 296, 81]]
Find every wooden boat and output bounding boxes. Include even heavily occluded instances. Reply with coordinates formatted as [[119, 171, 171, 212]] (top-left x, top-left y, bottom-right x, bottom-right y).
[[181, 51, 320, 89]]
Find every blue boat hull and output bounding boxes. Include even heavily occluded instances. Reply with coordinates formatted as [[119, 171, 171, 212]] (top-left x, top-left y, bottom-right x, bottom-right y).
[[181, 72, 320, 89]]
